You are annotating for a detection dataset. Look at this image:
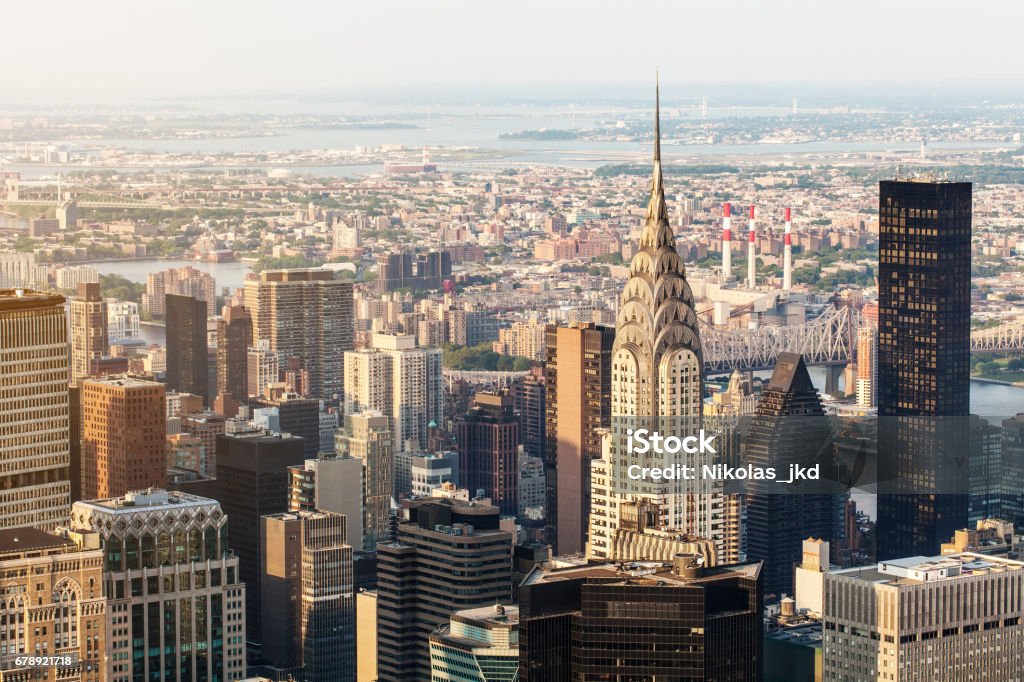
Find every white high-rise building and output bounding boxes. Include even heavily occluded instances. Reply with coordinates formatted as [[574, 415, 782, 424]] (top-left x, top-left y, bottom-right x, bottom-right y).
[[0, 252, 47, 288], [856, 324, 878, 409], [588, 85, 734, 564], [344, 333, 442, 453], [247, 339, 280, 399], [107, 299, 141, 343], [823, 552, 1024, 681]]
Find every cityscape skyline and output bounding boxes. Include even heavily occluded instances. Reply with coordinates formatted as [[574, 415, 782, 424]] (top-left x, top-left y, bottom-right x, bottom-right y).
[[1, 38, 1024, 677]]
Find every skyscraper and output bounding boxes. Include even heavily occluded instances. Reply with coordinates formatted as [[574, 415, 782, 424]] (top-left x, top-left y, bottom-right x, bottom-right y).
[[71, 489, 246, 682], [336, 411, 393, 551], [823, 552, 1024, 681], [510, 366, 545, 460], [376, 497, 512, 681], [429, 604, 520, 682], [876, 179, 972, 560], [543, 322, 614, 555], [244, 268, 354, 404], [80, 375, 166, 500], [166, 293, 209, 401], [455, 391, 520, 516], [344, 333, 443, 454], [0, 289, 72, 530], [587, 84, 731, 562], [288, 455, 365, 552], [214, 431, 306, 644], [70, 281, 107, 385], [743, 352, 835, 597], [519, 557, 764, 681], [216, 305, 252, 409], [261, 510, 355, 682], [247, 339, 280, 399]]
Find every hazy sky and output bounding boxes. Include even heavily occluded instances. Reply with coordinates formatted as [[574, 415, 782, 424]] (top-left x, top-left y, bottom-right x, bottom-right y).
[[5, 0, 1020, 100]]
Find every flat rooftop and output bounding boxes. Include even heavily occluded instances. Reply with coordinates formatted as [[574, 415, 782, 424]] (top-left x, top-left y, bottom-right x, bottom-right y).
[[523, 560, 762, 587], [76, 488, 217, 513], [0, 527, 74, 555], [832, 552, 1024, 585]]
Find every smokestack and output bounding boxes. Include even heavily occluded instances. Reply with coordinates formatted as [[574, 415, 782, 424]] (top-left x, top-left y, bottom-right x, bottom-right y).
[[722, 202, 732, 280], [783, 207, 793, 291], [747, 205, 756, 289]]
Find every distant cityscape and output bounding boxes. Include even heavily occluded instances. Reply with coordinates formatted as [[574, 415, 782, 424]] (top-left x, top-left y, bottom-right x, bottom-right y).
[[1, 75, 1024, 682]]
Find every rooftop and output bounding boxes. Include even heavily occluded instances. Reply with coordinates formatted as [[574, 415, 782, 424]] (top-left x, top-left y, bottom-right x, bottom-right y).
[[832, 552, 1024, 585], [76, 488, 218, 513], [522, 559, 762, 587], [0, 288, 66, 310], [0, 527, 74, 555]]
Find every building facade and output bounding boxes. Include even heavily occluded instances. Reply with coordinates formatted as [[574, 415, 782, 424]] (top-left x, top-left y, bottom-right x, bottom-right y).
[[455, 392, 520, 516], [376, 498, 512, 681], [336, 411, 393, 551], [71, 489, 246, 682], [216, 305, 253, 408], [243, 268, 354, 404], [543, 322, 614, 555], [519, 558, 763, 681], [876, 180, 972, 560], [429, 604, 519, 682], [823, 552, 1024, 680], [80, 376, 166, 501], [260, 511, 355, 682], [70, 282, 107, 386], [214, 431, 306, 644], [0, 289, 72, 530], [0, 528, 106, 681], [166, 294, 209, 402]]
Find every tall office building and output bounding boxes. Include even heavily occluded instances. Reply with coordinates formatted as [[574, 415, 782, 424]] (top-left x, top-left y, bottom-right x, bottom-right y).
[[543, 322, 614, 555], [71, 489, 246, 682], [143, 265, 216, 318], [519, 557, 764, 681], [1002, 414, 1024, 526], [166, 294, 209, 401], [743, 352, 835, 597], [214, 431, 306, 644], [510, 367, 545, 460], [216, 305, 252, 408], [823, 552, 1024, 680], [587, 86, 732, 563], [344, 333, 443, 454], [289, 455, 365, 552], [876, 179, 972, 559], [247, 339, 280, 399], [455, 391, 520, 516], [429, 604, 520, 682], [376, 250, 452, 293], [250, 392, 322, 457], [261, 510, 355, 682], [180, 411, 226, 478], [80, 376, 166, 500], [336, 411, 393, 551], [0, 289, 72, 530], [244, 268, 354, 404], [0, 527, 106, 682], [70, 282, 108, 385], [376, 497, 512, 681]]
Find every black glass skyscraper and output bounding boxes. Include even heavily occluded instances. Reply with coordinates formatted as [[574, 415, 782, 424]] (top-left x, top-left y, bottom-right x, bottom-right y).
[[743, 352, 836, 597], [876, 179, 972, 560]]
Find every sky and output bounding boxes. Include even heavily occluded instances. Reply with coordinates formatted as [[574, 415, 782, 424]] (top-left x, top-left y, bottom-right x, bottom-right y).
[[4, 0, 1022, 102]]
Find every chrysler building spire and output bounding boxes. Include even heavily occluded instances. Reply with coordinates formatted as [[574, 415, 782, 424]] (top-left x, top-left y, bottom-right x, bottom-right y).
[[642, 76, 673, 247]]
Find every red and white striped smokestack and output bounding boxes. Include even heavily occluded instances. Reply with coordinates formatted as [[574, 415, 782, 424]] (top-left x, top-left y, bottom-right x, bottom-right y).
[[783, 207, 793, 291], [722, 202, 732, 280], [747, 205, 756, 289]]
